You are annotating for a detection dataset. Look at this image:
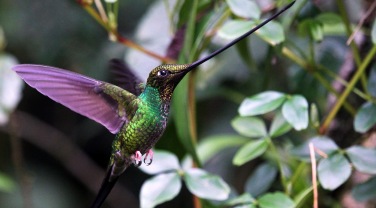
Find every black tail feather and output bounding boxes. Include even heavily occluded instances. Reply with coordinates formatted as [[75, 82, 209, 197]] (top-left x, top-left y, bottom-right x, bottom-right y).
[[90, 167, 119, 208]]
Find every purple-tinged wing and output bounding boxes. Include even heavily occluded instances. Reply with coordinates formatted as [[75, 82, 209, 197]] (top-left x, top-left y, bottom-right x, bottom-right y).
[[12, 64, 136, 134], [109, 59, 144, 96]]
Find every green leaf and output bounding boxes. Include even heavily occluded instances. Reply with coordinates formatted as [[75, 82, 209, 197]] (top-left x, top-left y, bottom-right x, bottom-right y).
[[291, 136, 339, 161], [293, 186, 313, 208], [371, 19, 376, 44], [218, 20, 256, 40], [140, 172, 182, 208], [0, 172, 15, 193], [256, 21, 285, 45], [354, 102, 376, 133], [239, 91, 286, 116], [197, 135, 249, 163], [269, 111, 292, 138], [282, 95, 309, 131], [315, 13, 346, 35], [318, 152, 351, 190], [231, 116, 267, 138], [184, 168, 230, 200], [310, 103, 320, 128], [233, 139, 268, 166], [172, 77, 201, 166], [346, 146, 376, 174], [351, 176, 376, 202], [225, 193, 255, 207], [367, 66, 376, 97], [139, 150, 181, 175], [245, 163, 277, 197], [298, 19, 323, 41], [226, 0, 261, 19], [258, 192, 295, 208]]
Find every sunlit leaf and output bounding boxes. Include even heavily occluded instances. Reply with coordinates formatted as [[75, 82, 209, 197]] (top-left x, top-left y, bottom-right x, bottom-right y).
[[140, 172, 181, 208], [233, 139, 268, 166], [0, 53, 22, 125], [346, 146, 376, 174], [354, 102, 376, 133], [256, 21, 285, 45], [197, 135, 249, 163], [269, 111, 292, 138], [282, 95, 309, 131], [245, 163, 277, 197], [298, 19, 323, 41], [139, 150, 181, 175], [352, 176, 376, 202], [239, 91, 286, 116], [218, 20, 256, 40], [318, 152, 351, 190], [184, 168, 230, 200], [231, 116, 267, 138], [226, 0, 261, 19], [315, 13, 346, 35], [258, 192, 295, 208]]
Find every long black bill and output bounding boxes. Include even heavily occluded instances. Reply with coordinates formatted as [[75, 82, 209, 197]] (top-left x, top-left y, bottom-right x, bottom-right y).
[[90, 166, 119, 208], [187, 0, 295, 70]]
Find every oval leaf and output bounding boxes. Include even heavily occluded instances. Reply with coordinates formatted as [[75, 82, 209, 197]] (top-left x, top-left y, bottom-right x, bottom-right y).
[[245, 163, 277, 197], [346, 146, 376, 174], [231, 116, 267, 138], [140, 172, 182, 208], [282, 95, 309, 131], [218, 20, 256, 40], [184, 168, 230, 200], [351, 176, 376, 202], [354, 102, 376, 133], [197, 135, 249, 163], [256, 21, 285, 45], [233, 139, 268, 166], [269, 111, 292, 138], [139, 150, 180, 175], [291, 136, 339, 161], [226, 0, 261, 19], [318, 152, 351, 190], [258, 192, 295, 208], [239, 91, 286, 116]]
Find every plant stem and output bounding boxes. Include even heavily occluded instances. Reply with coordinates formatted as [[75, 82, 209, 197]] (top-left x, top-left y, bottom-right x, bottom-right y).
[[320, 45, 376, 134], [336, 0, 369, 94], [80, 3, 174, 63]]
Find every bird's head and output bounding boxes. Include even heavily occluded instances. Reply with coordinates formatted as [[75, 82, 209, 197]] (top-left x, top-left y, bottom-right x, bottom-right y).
[[146, 64, 192, 102]]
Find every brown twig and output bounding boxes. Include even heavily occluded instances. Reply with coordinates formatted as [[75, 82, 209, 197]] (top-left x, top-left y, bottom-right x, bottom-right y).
[[309, 143, 318, 208]]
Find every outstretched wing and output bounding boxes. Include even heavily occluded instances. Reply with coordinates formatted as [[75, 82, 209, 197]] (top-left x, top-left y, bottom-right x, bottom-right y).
[[109, 59, 144, 96], [13, 64, 138, 134]]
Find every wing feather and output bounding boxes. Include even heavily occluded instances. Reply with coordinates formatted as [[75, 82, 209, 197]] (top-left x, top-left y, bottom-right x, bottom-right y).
[[13, 64, 135, 134]]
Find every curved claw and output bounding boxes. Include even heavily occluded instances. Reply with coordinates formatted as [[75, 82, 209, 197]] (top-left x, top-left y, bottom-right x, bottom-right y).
[[144, 149, 154, 166], [132, 151, 142, 167]]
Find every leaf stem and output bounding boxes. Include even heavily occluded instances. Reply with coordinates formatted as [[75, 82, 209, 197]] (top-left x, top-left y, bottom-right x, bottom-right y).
[[79, 2, 174, 63], [320, 45, 376, 134]]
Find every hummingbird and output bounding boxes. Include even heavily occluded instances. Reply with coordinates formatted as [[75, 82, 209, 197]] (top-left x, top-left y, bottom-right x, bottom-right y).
[[12, 2, 294, 207]]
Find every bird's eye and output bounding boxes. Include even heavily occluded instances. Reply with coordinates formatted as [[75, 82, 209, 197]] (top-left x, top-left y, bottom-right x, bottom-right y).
[[157, 70, 170, 77]]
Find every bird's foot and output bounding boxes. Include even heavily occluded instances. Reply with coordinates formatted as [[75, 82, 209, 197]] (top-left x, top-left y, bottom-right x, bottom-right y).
[[144, 149, 154, 166], [131, 151, 142, 167]]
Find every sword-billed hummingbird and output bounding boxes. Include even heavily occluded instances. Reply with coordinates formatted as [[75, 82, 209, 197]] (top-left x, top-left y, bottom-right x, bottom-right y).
[[12, 1, 295, 207]]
